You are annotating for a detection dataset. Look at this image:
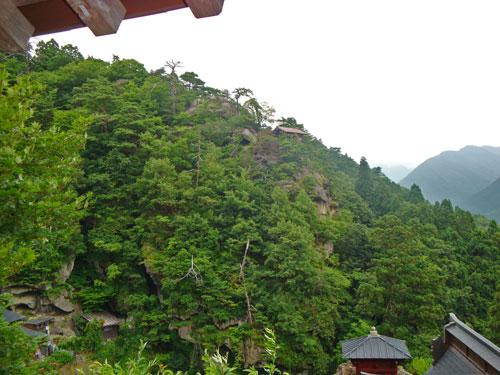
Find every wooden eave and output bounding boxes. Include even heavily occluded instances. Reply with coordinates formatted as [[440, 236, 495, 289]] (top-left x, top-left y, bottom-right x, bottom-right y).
[[1, 0, 224, 52]]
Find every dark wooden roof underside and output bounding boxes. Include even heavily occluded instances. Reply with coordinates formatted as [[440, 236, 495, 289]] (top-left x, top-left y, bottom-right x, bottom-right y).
[[17, 0, 188, 36], [1, 0, 224, 52]]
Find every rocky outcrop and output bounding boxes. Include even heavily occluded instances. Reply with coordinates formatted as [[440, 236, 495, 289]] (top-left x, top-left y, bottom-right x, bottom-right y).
[[187, 97, 239, 119], [239, 128, 257, 145], [335, 362, 356, 375], [4, 285, 77, 314], [335, 362, 411, 375], [49, 290, 75, 313], [398, 367, 412, 375], [58, 259, 75, 282]]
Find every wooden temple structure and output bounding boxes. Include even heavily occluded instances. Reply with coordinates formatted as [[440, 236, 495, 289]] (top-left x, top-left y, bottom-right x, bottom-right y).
[[341, 326, 412, 375], [425, 313, 500, 375], [0, 0, 225, 52]]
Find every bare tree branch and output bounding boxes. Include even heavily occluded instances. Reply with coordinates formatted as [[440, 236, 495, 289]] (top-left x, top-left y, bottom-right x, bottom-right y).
[[240, 238, 253, 327], [178, 254, 203, 285]]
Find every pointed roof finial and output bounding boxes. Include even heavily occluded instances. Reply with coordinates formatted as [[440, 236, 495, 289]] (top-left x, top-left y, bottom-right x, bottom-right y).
[[370, 326, 379, 336]]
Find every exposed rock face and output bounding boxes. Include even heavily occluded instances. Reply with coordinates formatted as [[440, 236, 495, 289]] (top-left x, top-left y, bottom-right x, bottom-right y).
[[252, 133, 279, 166], [240, 128, 257, 144], [168, 322, 195, 342], [335, 362, 356, 375], [334, 362, 411, 375], [212, 316, 247, 330], [241, 337, 263, 368], [187, 97, 239, 119], [398, 367, 412, 375], [58, 259, 75, 282], [14, 293, 38, 310], [322, 242, 334, 258], [2, 258, 78, 314], [49, 290, 75, 313]]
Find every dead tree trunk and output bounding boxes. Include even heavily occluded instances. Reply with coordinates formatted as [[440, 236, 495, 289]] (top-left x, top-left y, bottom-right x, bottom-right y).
[[240, 238, 253, 327]]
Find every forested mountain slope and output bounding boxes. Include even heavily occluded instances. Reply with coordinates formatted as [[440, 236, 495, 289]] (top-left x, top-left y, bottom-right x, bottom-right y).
[[1, 41, 500, 375], [400, 146, 500, 207], [465, 176, 500, 221]]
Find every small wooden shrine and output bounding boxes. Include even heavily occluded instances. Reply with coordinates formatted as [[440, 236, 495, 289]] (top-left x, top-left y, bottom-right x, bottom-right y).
[[341, 326, 412, 375]]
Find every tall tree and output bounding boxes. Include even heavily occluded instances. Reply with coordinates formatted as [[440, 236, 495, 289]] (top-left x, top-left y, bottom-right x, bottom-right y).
[[0, 67, 87, 284]]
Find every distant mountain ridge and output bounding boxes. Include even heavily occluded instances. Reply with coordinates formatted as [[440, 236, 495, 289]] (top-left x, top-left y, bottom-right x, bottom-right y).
[[377, 164, 413, 183], [464, 175, 500, 220], [399, 146, 500, 220]]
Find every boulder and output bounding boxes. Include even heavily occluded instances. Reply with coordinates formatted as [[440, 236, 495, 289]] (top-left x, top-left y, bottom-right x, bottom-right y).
[[335, 362, 356, 375], [12, 294, 38, 310], [240, 128, 257, 144], [49, 290, 75, 313]]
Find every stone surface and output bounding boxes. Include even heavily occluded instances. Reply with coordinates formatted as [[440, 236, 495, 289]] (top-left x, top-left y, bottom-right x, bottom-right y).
[[187, 97, 239, 119], [240, 128, 257, 144], [177, 325, 193, 341], [398, 367, 412, 375], [322, 242, 334, 258], [58, 259, 75, 282], [49, 290, 75, 313], [335, 362, 356, 375], [12, 293, 38, 310], [3, 285, 32, 295]]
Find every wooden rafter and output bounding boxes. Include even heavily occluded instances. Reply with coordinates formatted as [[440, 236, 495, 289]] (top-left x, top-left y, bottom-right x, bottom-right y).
[[0, 0, 34, 51], [64, 0, 126, 36], [184, 0, 224, 18], [1, 0, 225, 52]]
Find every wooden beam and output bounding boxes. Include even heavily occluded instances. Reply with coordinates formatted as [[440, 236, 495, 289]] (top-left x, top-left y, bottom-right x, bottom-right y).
[[0, 0, 35, 51], [184, 0, 224, 18], [64, 0, 126, 36]]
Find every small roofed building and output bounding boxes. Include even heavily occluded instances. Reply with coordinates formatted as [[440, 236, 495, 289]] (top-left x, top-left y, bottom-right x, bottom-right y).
[[341, 326, 412, 375], [273, 126, 307, 142], [2, 309, 50, 356], [23, 316, 55, 333], [83, 312, 122, 341], [2, 308, 27, 324], [425, 313, 500, 375]]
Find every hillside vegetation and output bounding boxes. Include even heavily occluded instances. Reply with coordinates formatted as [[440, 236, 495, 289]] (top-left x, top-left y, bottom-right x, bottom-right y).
[[1, 41, 500, 375]]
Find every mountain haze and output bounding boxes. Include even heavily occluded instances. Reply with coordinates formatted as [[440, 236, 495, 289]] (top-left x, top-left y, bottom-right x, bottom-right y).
[[399, 146, 500, 208], [377, 164, 412, 183], [465, 175, 500, 220]]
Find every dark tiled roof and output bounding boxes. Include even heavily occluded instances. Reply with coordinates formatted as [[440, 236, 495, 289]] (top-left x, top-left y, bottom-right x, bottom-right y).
[[446, 313, 500, 372], [425, 347, 481, 375], [24, 317, 55, 326], [341, 333, 412, 360], [274, 126, 306, 135], [21, 326, 45, 337], [2, 309, 27, 323]]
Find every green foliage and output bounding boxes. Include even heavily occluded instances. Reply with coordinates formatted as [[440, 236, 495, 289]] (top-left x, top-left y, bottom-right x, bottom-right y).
[[0, 65, 87, 285], [202, 350, 238, 375], [406, 357, 432, 375], [0, 295, 40, 375], [69, 318, 105, 354], [83, 341, 179, 375], [2, 47, 500, 375]]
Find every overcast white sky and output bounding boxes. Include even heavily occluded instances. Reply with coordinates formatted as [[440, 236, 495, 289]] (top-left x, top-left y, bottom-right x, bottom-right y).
[[36, 0, 500, 168]]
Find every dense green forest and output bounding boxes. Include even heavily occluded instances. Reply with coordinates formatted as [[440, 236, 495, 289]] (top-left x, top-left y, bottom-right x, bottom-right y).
[[1, 40, 499, 375]]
